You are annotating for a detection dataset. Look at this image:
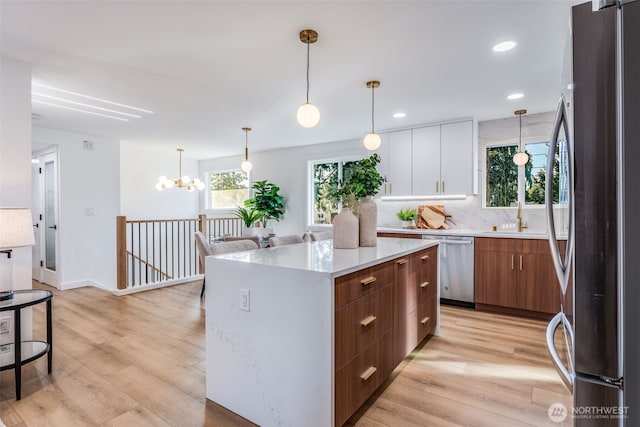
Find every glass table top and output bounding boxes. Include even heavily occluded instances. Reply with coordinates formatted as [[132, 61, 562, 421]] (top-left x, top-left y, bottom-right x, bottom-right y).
[[0, 290, 52, 311]]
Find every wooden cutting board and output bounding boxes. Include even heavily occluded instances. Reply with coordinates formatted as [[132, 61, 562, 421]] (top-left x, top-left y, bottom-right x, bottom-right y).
[[418, 205, 450, 229]]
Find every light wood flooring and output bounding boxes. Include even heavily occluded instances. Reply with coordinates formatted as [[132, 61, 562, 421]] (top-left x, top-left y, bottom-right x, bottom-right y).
[[1, 281, 571, 426]]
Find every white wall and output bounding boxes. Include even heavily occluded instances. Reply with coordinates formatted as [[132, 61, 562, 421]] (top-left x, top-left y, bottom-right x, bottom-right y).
[[0, 57, 32, 289], [32, 127, 120, 289], [199, 111, 562, 236], [199, 137, 372, 236], [120, 143, 200, 220], [0, 56, 33, 343]]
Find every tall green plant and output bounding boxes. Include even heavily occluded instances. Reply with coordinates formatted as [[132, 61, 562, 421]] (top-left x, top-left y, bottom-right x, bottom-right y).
[[334, 154, 384, 203], [244, 180, 285, 228]]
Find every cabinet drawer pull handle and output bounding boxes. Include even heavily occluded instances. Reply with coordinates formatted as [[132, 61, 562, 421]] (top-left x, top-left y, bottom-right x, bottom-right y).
[[389, 183, 392, 194], [360, 315, 377, 327], [360, 366, 377, 381], [396, 259, 408, 265], [442, 181, 445, 193], [519, 255, 523, 271], [511, 254, 515, 270], [420, 281, 430, 289], [436, 181, 439, 193], [420, 316, 430, 325], [360, 276, 376, 286], [420, 255, 430, 261]]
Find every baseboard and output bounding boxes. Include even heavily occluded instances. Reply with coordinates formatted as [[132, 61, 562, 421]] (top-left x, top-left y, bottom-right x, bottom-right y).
[[58, 279, 111, 292]]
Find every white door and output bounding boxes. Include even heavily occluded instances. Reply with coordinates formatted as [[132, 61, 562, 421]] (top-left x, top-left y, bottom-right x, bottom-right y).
[[37, 152, 60, 287], [31, 158, 41, 281]]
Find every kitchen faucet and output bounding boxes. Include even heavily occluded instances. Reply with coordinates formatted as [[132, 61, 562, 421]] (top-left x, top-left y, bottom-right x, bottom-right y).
[[516, 202, 528, 232]]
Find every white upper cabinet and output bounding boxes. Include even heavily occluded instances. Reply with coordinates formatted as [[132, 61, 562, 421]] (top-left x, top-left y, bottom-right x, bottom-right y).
[[440, 120, 475, 195], [379, 119, 477, 197], [412, 125, 441, 195], [385, 129, 412, 195]]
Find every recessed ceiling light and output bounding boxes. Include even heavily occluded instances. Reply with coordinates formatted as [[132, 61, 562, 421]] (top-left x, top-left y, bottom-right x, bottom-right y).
[[393, 112, 406, 118], [493, 40, 517, 52], [507, 93, 524, 100]]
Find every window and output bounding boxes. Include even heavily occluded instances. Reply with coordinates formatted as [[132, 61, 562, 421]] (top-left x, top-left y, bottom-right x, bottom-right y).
[[207, 169, 250, 210], [310, 159, 357, 225], [484, 140, 568, 207]]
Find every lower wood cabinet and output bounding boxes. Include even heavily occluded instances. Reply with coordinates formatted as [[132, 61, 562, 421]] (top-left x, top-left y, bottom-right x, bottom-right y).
[[475, 237, 563, 316], [335, 246, 438, 426]]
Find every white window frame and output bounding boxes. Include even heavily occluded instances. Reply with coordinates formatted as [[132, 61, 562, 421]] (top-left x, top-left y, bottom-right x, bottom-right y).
[[307, 156, 359, 228], [204, 168, 252, 215], [482, 138, 565, 209]]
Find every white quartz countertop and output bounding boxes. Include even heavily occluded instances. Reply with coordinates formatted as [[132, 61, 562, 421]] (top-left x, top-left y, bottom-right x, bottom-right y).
[[377, 226, 567, 240], [210, 237, 438, 277]]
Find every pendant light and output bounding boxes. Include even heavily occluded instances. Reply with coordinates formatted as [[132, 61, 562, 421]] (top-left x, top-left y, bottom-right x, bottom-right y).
[[296, 29, 320, 128], [156, 148, 205, 192], [363, 80, 381, 151], [240, 127, 253, 173], [513, 109, 529, 166]]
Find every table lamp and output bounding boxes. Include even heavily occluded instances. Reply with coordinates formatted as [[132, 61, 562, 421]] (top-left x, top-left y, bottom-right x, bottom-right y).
[[0, 208, 35, 301]]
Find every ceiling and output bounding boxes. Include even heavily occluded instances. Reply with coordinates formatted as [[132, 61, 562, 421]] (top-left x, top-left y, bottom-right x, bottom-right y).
[[0, 0, 576, 160]]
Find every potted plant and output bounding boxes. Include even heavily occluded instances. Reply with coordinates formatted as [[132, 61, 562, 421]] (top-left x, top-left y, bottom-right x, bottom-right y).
[[396, 208, 417, 229], [244, 180, 285, 234], [234, 207, 263, 236], [335, 154, 384, 247]]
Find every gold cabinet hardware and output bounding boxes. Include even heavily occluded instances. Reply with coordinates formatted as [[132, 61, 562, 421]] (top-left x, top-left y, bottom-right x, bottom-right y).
[[420, 316, 430, 325], [420, 281, 430, 289], [396, 259, 408, 265], [511, 254, 515, 270], [436, 181, 439, 193], [519, 255, 523, 271], [360, 315, 377, 327], [389, 183, 392, 194], [442, 181, 445, 193], [360, 366, 377, 381], [360, 276, 377, 286], [420, 255, 429, 261]]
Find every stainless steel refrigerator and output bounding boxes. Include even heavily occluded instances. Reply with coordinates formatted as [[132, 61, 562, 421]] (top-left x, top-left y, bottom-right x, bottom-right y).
[[546, 0, 639, 425]]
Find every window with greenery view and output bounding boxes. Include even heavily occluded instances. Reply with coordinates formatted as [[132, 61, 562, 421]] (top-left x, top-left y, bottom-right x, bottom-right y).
[[311, 160, 356, 225], [207, 169, 250, 209], [485, 141, 568, 207]]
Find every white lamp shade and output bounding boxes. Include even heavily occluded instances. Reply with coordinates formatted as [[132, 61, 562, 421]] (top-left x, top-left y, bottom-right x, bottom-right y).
[[155, 182, 164, 191], [165, 180, 175, 189], [363, 132, 382, 151], [513, 151, 529, 166], [196, 181, 206, 190], [158, 175, 167, 183], [297, 102, 320, 128], [241, 160, 253, 173], [182, 175, 191, 185], [0, 208, 35, 249]]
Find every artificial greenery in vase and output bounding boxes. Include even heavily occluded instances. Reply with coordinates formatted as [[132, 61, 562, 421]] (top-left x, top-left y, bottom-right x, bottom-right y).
[[332, 153, 384, 212], [396, 208, 417, 228], [233, 207, 263, 228], [244, 180, 285, 228]]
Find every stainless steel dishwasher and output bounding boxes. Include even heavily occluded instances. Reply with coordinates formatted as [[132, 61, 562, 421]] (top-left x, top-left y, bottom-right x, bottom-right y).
[[423, 235, 475, 308]]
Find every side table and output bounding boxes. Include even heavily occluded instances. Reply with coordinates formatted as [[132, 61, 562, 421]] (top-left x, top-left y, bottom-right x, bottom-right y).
[[0, 289, 53, 400]]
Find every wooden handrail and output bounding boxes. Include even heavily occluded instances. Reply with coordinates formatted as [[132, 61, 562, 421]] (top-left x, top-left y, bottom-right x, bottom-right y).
[[116, 216, 127, 290], [127, 250, 173, 280]]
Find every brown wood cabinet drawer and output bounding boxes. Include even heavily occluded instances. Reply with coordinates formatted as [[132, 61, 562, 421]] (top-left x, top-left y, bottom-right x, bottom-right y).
[[417, 296, 437, 343], [377, 232, 422, 239], [335, 284, 393, 369], [335, 261, 394, 308], [475, 237, 518, 253], [335, 331, 394, 427], [416, 272, 436, 306]]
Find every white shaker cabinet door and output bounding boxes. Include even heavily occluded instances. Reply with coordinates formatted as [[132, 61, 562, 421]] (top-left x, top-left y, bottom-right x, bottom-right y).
[[440, 120, 474, 195], [412, 125, 441, 195], [386, 130, 412, 195]]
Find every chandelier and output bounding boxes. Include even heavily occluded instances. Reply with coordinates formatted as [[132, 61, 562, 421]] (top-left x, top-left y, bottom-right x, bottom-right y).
[[156, 148, 205, 192]]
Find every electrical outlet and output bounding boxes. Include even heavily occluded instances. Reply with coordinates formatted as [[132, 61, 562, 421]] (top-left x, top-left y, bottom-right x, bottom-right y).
[[240, 289, 250, 312], [0, 317, 10, 334]]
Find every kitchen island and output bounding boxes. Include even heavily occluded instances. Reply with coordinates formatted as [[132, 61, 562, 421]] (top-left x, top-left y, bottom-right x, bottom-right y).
[[205, 237, 439, 427]]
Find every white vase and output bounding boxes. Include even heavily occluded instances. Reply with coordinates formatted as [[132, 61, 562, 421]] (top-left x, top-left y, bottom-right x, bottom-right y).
[[358, 196, 377, 247], [242, 227, 258, 236], [401, 220, 411, 229], [333, 208, 359, 249]]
